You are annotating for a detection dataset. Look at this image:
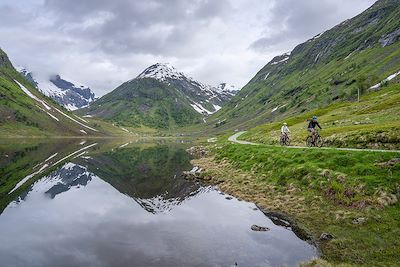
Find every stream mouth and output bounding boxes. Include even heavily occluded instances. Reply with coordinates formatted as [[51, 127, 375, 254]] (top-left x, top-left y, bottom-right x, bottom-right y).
[[0, 139, 317, 266]]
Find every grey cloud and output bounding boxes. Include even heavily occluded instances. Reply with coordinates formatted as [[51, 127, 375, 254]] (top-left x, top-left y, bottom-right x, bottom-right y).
[[250, 0, 377, 52], [43, 0, 232, 56], [0, 0, 378, 96]]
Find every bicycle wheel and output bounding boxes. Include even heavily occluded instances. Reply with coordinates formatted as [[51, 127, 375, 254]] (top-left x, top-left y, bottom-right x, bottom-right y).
[[306, 136, 314, 147], [316, 136, 324, 147], [285, 137, 291, 146]]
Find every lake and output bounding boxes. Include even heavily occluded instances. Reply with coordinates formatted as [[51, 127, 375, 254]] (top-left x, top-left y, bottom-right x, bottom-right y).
[[0, 139, 317, 267]]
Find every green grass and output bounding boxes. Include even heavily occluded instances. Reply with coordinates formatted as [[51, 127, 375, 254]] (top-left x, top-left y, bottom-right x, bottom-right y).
[[208, 143, 400, 266], [240, 83, 400, 149]]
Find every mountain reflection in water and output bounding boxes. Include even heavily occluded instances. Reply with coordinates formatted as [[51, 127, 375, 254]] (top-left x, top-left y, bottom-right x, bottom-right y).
[[0, 142, 317, 267]]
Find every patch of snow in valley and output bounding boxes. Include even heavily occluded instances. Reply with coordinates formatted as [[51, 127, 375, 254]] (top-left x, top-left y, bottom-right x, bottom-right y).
[[37, 106, 60, 122], [15, 80, 51, 110], [213, 104, 221, 112], [344, 51, 354, 60], [80, 130, 87, 135], [119, 143, 129, 148], [45, 111, 60, 121], [74, 115, 88, 123], [314, 52, 321, 63], [53, 107, 98, 132], [271, 104, 287, 113], [370, 70, 400, 89], [66, 104, 79, 111], [190, 103, 212, 115]]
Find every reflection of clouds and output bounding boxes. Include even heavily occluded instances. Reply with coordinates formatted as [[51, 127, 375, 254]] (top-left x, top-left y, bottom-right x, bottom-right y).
[[0, 164, 316, 267]]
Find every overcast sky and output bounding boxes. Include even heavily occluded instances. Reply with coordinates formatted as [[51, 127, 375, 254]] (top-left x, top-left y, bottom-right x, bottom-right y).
[[0, 0, 376, 96]]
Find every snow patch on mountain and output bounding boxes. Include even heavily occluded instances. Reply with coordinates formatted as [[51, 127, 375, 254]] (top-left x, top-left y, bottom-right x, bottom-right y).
[[370, 70, 400, 89], [135, 63, 240, 115], [137, 63, 185, 82], [17, 67, 96, 111], [216, 83, 240, 93], [271, 56, 289, 65], [269, 52, 291, 66], [190, 103, 212, 115]]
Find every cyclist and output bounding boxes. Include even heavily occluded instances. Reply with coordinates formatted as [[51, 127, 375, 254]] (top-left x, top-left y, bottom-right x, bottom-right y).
[[280, 122, 290, 143], [307, 116, 322, 143]]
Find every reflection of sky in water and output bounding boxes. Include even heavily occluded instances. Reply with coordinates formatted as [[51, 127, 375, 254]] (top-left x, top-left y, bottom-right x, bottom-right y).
[[0, 162, 316, 267]]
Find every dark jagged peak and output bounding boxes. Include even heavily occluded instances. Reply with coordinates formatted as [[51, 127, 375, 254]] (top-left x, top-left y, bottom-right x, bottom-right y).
[[17, 67, 96, 110]]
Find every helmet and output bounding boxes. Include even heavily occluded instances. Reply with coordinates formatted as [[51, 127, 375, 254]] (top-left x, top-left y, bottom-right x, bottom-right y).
[[283, 122, 287, 126], [312, 116, 317, 120]]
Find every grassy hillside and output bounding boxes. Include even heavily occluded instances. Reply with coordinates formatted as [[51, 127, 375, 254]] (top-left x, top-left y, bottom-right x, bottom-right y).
[[79, 78, 203, 129], [0, 47, 127, 137], [206, 0, 400, 131], [240, 82, 400, 149]]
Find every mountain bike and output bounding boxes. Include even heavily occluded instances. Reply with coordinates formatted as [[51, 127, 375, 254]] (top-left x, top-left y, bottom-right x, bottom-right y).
[[306, 131, 324, 147], [280, 133, 291, 146]]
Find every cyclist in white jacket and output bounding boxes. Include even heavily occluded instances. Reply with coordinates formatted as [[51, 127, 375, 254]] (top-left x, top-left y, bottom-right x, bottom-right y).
[[280, 122, 290, 143], [281, 122, 290, 136]]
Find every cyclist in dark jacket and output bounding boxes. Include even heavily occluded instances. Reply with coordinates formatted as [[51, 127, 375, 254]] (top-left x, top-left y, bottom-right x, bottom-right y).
[[308, 116, 322, 143]]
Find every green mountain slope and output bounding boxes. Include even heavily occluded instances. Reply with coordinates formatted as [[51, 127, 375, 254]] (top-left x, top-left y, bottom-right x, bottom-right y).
[[80, 63, 237, 129], [211, 0, 400, 129], [80, 78, 202, 129], [0, 47, 118, 137]]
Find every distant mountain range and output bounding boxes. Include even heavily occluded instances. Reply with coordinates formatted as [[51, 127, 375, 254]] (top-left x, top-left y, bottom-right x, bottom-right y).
[[81, 63, 240, 128], [17, 67, 96, 110]]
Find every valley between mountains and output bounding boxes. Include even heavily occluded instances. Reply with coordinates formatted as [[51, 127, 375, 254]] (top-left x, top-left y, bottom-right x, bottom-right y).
[[1, 0, 400, 266]]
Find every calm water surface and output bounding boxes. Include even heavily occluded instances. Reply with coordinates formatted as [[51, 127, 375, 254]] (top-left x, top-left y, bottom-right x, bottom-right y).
[[0, 139, 317, 267]]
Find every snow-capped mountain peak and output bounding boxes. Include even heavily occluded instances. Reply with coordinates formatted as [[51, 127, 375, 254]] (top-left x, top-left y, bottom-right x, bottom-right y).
[[134, 63, 240, 115], [137, 63, 186, 82], [17, 67, 96, 111]]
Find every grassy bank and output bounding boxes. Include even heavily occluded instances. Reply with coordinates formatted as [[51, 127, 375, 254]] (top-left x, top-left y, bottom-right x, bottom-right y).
[[240, 84, 400, 149], [192, 143, 400, 266]]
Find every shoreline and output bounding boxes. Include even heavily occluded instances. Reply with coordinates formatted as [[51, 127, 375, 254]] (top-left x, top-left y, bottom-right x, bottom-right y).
[[188, 144, 400, 266]]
